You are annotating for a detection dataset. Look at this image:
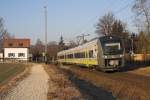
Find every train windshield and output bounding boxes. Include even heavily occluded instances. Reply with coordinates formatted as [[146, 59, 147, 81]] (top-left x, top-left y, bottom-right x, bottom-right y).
[[104, 43, 122, 54], [100, 36, 123, 55]]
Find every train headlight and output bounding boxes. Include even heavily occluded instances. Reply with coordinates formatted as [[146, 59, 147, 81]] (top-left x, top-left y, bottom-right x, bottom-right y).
[[109, 60, 119, 66], [120, 55, 123, 57], [103, 55, 108, 58]]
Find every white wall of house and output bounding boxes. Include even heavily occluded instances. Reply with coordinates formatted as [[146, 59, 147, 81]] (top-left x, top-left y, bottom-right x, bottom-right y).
[[4, 48, 29, 61], [0, 53, 3, 58], [0, 53, 3, 62]]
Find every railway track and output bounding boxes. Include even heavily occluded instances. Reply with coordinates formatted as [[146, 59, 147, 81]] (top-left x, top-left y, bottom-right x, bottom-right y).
[[58, 64, 150, 100]]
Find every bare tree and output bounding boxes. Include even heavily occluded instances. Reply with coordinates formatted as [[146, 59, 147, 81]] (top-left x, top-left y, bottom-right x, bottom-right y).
[[0, 17, 12, 40], [30, 39, 45, 62], [47, 41, 59, 61], [0, 17, 6, 52], [132, 0, 150, 35], [0, 17, 4, 39], [96, 12, 115, 35], [96, 12, 129, 38], [68, 40, 77, 48]]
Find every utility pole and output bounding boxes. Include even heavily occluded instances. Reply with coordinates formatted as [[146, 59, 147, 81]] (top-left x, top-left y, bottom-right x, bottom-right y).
[[130, 33, 135, 56], [76, 34, 90, 45], [44, 6, 47, 63]]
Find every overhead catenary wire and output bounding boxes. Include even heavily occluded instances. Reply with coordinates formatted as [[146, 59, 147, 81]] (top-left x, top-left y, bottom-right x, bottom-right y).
[[114, 0, 135, 15], [75, 0, 135, 38], [74, 0, 119, 36]]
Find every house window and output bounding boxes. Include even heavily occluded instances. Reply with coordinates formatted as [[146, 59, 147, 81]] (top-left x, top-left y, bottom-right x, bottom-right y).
[[8, 43, 13, 47], [18, 53, 25, 57], [19, 43, 23, 47], [8, 53, 15, 57]]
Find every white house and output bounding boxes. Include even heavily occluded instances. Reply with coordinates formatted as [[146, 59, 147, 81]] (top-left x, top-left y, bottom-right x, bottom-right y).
[[3, 39, 30, 61], [0, 53, 3, 62]]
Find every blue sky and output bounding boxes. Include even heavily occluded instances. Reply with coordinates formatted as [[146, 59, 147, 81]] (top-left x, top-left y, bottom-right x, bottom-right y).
[[0, 0, 135, 44]]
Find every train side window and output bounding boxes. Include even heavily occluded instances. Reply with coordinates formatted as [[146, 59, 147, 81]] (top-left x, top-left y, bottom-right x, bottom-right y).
[[75, 53, 78, 58], [67, 54, 73, 59], [71, 54, 73, 58], [74, 53, 77, 58], [67, 54, 69, 58], [60, 55, 64, 59], [89, 50, 94, 58], [75, 53, 80, 58], [75, 52, 85, 58]]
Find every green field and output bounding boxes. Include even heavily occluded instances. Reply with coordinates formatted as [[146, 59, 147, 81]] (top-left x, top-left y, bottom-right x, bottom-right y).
[[0, 63, 26, 84]]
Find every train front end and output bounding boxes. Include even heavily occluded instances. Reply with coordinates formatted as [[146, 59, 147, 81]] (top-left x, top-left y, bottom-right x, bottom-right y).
[[98, 36, 124, 71]]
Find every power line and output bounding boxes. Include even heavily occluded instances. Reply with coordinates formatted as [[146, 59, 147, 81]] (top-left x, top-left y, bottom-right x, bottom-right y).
[[76, 34, 90, 45], [74, 0, 135, 37], [74, 0, 119, 36], [44, 6, 47, 62], [114, 0, 135, 15], [122, 11, 143, 21]]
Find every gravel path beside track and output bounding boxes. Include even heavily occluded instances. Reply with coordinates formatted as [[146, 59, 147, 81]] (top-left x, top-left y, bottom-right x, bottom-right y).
[[1, 64, 49, 100]]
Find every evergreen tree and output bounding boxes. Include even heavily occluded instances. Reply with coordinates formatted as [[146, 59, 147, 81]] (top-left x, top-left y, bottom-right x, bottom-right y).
[[59, 35, 64, 46], [59, 35, 65, 50], [110, 19, 129, 39]]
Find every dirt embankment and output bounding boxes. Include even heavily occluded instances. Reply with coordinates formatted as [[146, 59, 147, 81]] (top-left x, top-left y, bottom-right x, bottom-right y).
[[44, 64, 83, 100], [0, 63, 31, 96], [60, 65, 150, 100]]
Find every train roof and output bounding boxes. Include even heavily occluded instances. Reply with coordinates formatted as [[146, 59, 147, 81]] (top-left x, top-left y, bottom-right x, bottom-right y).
[[99, 35, 121, 41], [57, 35, 121, 55], [57, 38, 98, 55]]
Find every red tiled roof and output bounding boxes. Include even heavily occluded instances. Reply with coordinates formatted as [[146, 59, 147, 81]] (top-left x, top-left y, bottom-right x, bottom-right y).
[[3, 39, 30, 48]]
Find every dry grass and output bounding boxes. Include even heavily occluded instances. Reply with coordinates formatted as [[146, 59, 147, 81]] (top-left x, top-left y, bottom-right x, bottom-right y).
[[129, 67, 150, 76], [44, 64, 83, 100], [69, 68, 150, 100]]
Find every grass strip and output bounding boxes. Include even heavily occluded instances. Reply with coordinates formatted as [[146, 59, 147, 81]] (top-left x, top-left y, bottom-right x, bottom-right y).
[[0, 63, 25, 85]]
